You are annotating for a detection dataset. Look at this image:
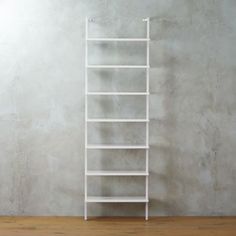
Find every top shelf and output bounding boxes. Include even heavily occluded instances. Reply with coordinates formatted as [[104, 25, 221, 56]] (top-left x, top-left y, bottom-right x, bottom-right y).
[[87, 38, 150, 42]]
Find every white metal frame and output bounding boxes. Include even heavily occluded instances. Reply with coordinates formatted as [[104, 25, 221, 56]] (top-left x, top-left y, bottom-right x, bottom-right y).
[[84, 17, 150, 220]]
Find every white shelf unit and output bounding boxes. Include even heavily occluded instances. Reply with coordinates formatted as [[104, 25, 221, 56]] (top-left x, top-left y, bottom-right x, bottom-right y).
[[85, 17, 150, 220]]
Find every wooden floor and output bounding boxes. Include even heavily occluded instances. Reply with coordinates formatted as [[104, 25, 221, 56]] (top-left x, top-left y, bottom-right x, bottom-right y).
[[0, 217, 235, 236]]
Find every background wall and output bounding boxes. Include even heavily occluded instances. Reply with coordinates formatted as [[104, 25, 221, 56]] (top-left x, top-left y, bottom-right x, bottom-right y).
[[0, 0, 236, 216]]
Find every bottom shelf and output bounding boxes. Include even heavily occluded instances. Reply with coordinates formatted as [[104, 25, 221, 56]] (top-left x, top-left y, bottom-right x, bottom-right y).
[[86, 196, 148, 203]]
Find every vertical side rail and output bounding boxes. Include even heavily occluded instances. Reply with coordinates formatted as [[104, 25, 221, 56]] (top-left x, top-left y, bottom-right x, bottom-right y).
[[145, 17, 150, 220], [84, 17, 88, 220]]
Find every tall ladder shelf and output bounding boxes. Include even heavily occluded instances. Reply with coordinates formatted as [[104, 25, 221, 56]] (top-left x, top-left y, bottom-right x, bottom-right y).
[[84, 17, 150, 220]]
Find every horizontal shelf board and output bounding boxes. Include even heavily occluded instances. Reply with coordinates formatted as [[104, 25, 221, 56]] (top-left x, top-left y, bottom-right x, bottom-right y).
[[87, 38, 150, 42], [87, 145, 149, 149], [86, 196, 148, 203], [87, 119, 149, 123], [86, 171, 148, 176], [87, 92, 149, 96], [87, 65, 149, 69]]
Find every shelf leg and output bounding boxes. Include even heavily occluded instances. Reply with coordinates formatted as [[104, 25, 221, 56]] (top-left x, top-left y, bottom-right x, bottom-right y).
[[145, 202, 148, 220], [84, 202, 87, 220]]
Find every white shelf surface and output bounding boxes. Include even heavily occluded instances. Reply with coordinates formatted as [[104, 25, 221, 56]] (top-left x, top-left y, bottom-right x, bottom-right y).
[[87, 65, 149, 69], [86, 196, 148, 203], [87, 119, 149, 123], [87, 92, 149, 96], [87, 145, 149, 149], [86, 171, 148, 176], [87, 38, 150, 42]]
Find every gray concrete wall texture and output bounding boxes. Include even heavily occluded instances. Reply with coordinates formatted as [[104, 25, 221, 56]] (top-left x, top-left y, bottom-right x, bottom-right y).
[[0, 0, 236, 216]]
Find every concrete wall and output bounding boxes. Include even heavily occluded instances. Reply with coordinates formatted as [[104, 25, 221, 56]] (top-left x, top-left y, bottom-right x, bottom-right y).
[[0, 0, 236, 216]]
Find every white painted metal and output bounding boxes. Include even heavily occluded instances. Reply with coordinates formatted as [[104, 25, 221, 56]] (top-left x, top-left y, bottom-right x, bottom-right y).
[[86, 196, 148, 203], [85, 17, 150, 220], [87, 145, 149, 149], [87, 38, 150, 41], [84, 17, 88, 220], [87, 119, 149, 122], [87, 65, 149, 69], [144, 17, 150, 221], [86, 171, 148, 176], [87, 92, 149, 95]]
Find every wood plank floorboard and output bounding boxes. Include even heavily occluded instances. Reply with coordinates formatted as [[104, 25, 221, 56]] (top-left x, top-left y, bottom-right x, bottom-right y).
[[0, 217, 235, 236]]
